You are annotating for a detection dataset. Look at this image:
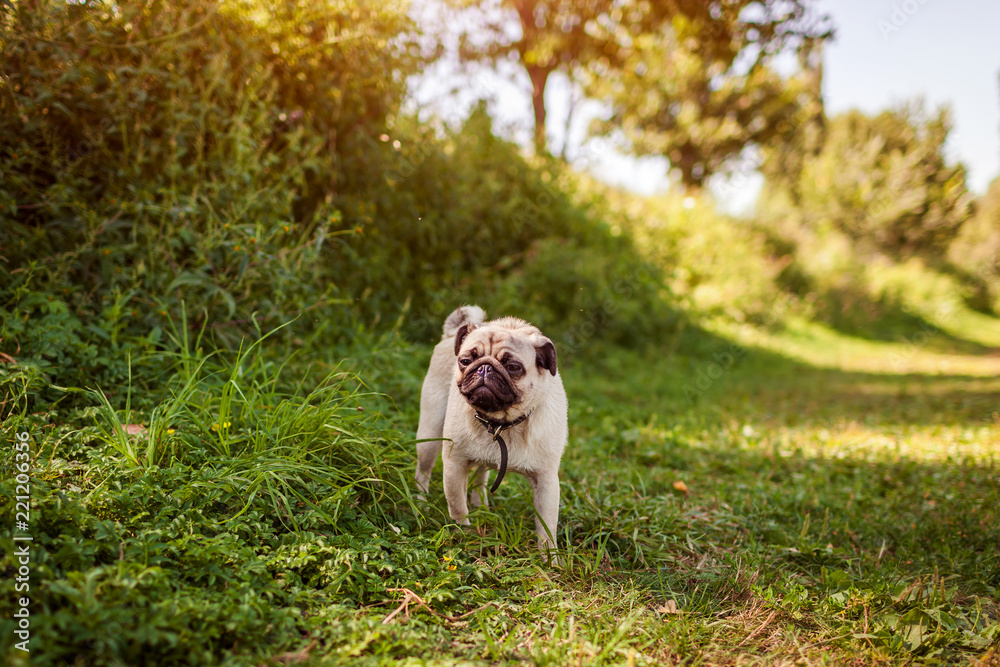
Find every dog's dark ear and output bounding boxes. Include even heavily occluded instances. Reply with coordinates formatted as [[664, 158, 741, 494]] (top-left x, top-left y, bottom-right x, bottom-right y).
[[535, 339, 557, 376], [454, 323, 476, 356]]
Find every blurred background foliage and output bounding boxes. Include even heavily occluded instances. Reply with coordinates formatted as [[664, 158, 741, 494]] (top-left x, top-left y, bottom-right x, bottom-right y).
[[0, 0, 995, 405], [2, 0, 424, 394], [3, 4, 1000, 665]]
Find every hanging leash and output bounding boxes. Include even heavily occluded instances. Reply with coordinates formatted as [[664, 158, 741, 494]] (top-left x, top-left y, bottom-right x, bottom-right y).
[[473, 411, 531, 493]]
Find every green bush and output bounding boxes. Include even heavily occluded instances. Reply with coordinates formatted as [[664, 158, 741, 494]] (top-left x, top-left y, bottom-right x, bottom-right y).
[[644, 194, 788, 326], [951, 176, 1000, 312], [1, 0, 423, 393], [753, 102, 985, 334], [579, 188, 790, 329], [332, 104, 601, 336], [490, 237, 679, 356], [792, 104, 972, 260], [4, 1, 681, 399]]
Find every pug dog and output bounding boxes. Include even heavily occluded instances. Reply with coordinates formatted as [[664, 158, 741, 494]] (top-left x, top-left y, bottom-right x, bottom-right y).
[[415, 306, 568, 553]]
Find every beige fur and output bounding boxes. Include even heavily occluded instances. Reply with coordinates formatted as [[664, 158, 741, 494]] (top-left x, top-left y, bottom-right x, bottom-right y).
[[415, 306, 568, 554]]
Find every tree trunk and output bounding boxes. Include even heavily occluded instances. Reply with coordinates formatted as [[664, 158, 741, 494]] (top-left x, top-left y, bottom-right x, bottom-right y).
[[513, 0, 552, 156], [528, 66, 551, 156], [678, 145, 705, 192]]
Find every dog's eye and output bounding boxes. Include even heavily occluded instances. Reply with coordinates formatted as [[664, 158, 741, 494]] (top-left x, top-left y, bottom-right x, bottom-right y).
[[505, 362, 522, 373], [459, 358, 472, 367]]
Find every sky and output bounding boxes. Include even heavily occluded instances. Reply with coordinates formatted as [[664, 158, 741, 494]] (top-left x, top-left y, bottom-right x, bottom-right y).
[[411, 0, 1000, 213], [820, 0, 1000, 194]]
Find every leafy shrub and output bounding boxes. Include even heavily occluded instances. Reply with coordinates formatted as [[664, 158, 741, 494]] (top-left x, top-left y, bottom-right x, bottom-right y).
[[0, 0, 424, 394], [490, 237, 679, 357], [753, 101, 985, 335], [600, 190, 789, 328], [2, 1, 682, 400], [754, 210, 976, 341], [950, 176, 1000, 313], [787, 103, 972, 260], [337, 105, 603, 336]]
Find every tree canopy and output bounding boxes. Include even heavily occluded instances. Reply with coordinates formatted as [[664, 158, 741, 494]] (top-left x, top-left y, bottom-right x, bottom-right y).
[[783, 104, 972, 260], [454, 0, 831, 184]]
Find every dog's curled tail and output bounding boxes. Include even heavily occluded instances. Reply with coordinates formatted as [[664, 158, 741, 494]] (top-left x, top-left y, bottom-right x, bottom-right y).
[[442, 305, 486, 338]]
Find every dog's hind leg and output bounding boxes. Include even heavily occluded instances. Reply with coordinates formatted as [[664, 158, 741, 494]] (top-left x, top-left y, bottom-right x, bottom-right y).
[[415, 418, 444, 497], [468, 465, 490, 510], [416, 442, 442, 498], [415, 381, 448, 498]]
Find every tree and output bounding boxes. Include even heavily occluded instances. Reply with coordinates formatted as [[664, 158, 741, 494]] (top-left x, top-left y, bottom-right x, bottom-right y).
[[453, 0, 623, 155], [755, 35, 826, 201], [453, 0, 830, 163], [949, 175, 1000, 312], [794, 104, 972, 260], [586, 6, 830, 190]]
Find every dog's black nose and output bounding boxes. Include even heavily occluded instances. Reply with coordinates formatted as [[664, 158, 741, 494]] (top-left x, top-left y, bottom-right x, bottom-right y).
[[477, 364, 492, 377]]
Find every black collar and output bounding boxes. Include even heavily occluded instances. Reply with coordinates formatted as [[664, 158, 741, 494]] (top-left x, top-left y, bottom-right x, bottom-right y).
[[473, 411, 530, 437], [473, 410, 531, 493]]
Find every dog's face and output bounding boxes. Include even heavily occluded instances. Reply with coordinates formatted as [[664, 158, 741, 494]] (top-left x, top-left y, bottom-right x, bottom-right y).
[[453, 317, 557, 416]]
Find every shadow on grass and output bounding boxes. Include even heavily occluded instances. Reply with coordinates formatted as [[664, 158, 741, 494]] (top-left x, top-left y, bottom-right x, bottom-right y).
[[392, 316, 999, 660], [555, 321, 999, 595], [565, 323, 1000, 429], [763, 267, 997, 358], [531, 330, 1000, 660]]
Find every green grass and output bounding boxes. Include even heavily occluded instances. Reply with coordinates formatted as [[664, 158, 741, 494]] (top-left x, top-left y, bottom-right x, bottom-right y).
[[2, 307, 999, 665]]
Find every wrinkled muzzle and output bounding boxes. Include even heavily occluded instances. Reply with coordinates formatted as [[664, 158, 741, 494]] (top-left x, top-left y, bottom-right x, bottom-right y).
[[458, 359, 519, 413]]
